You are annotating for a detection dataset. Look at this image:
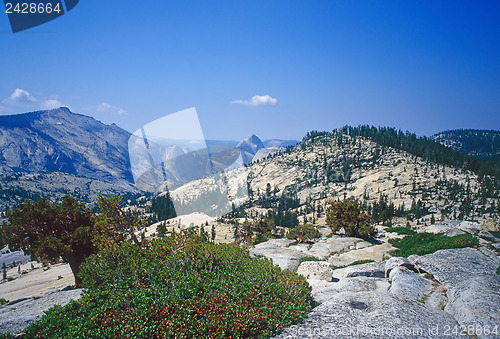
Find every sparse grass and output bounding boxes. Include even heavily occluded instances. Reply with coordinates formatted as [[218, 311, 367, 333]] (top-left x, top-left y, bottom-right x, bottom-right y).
[[385, 227, 417, 236], [389, 232, 479, 257]]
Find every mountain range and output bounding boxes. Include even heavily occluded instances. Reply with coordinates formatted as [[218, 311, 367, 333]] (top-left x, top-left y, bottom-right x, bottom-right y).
[[0, 108, 133, 184], [0, 108, 299, 201]]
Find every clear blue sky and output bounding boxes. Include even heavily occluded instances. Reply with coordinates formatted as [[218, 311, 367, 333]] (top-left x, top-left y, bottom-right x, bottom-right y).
[[1, 1, 499, 141]]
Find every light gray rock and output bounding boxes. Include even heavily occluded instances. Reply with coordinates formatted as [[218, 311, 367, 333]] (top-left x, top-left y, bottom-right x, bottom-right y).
[[275, 291, 462, 338], [307, 236, 363, 260], [338, 261, 385, 279], [0, 289, 82, 334], [478, 230, 500, 242], [328, 243, 395, 268], [444, 275, 500, 339], [385, 256, 413, 277], [410, 248, 500, 338], [388, 266, 429, 301], [249, 239, 305, 271], [296, 261, 333, 281], [0, 250, 31, 268], [355, 241, 372, 250], [422, 224, 466, 237], [456, 221, 482, 235], [308, 277, 390, 304], [409, 248, 498, 287]]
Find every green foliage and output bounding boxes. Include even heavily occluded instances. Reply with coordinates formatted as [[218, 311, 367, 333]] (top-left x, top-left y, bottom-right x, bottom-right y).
[[24, 233, 315, 338], [496, 266, 500, 275], [299, 256, 321, 264], [2, 195, 141, 287], [326, 200, 375, 239], [286, 224, 321, 242], [156, 222, 167, 238], [0, 298, 8, 305], [385, 227, 417, 236], [3, 196, 95, 286], [150, 193, 176, 221], [389, 232, 479, 257]]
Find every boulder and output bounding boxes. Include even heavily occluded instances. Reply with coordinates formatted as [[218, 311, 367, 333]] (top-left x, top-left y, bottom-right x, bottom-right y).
[[0, 289, 82, 334], [306, 236, 364, 260], [275, 291, 461, 338], [444, 275, 500, 339], [249, 239, 305, 271], [388, 266, 429, 301], [410, 248, 500, 338], [422, 224, 465, 237], [409, 248, 498, 287], [477, 230, 500, 242], [335, 261, 385, 279], [328, 243, 394, 268], [482, 220, 500, 233], [456, 221, 482, 235], [296, 261, 333, 281], [308, 276, 390, 304], [385, 257, 413, 277]]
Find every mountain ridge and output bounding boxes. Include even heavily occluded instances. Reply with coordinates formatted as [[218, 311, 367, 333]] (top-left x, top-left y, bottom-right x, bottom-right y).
[[0, 107, 133, 184]]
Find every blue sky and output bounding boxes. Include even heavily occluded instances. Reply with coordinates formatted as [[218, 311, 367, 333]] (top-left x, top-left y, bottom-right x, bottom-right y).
[[0, 1, 499, 140]]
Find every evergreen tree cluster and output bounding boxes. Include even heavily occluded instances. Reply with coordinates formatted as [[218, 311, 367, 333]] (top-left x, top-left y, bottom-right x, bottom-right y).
[[150, 193, 176, 221]]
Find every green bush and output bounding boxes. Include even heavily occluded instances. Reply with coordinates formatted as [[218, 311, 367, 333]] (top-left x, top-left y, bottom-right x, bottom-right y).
[[0, 298, 8, 306], [22, 233, 315, 338], [389, 232, 479, 257], [497, 266, 500, 275], [286, 224, 321, 242], [385, 227, 416, 236], [326, 200, 375, 239]]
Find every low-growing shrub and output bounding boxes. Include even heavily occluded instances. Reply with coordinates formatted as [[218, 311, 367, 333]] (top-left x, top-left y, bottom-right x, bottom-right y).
[[286, 224, 321, 242], [22, 233, 315, 338], [497, 266, 500, 275], [0, 298, 8, 306], [384, 227, 416, 236], [389, 232, 479, 257]]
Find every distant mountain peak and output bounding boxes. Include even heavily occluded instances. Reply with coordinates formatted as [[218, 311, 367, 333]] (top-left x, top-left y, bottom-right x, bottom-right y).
[[237, 134, 264, 152]]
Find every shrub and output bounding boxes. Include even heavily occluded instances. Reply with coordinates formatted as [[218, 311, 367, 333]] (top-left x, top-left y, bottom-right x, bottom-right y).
[[389, 232, 479, 257], [0, 298, 8, 305], [286, 224, 321, 242], [326, 200, 374, 239], [385, 227, 416, 236], [497, 266, 500, 275], [23, 233, 315, 338]]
